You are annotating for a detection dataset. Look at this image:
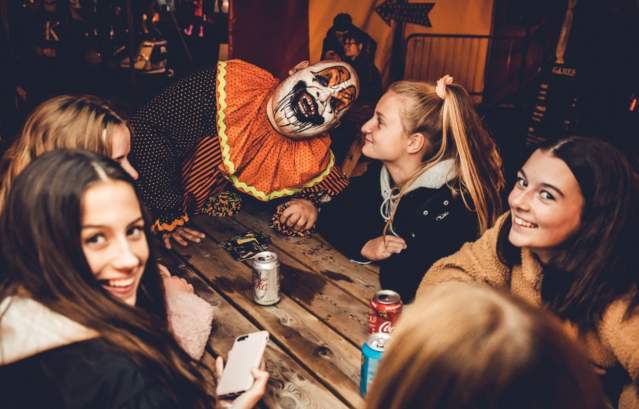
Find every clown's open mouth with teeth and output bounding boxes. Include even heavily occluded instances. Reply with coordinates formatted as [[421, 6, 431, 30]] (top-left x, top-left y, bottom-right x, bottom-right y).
[[291, 81, 324, 125]]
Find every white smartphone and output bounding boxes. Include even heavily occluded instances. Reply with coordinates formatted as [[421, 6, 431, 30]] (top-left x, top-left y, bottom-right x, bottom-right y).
[[216, 331, 269, 398]]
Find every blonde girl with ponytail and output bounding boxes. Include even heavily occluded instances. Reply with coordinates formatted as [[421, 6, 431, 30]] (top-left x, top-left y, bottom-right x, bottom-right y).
[[317, 75, 505, 302]]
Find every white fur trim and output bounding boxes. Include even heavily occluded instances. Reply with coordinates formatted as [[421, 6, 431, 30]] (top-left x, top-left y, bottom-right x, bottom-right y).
[[0, 297, 97, 365]]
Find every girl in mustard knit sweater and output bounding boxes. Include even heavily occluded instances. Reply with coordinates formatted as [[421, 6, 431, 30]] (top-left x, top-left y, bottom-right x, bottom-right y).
[[418, 136, 639, 408]]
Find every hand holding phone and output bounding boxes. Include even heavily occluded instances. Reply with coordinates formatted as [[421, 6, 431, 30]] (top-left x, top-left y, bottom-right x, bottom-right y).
[[216, 331, 269, 398], [215, 359, 269, 409]]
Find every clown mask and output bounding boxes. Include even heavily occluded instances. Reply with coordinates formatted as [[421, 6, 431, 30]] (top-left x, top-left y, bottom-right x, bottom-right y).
[[267, 61, 359, 139]]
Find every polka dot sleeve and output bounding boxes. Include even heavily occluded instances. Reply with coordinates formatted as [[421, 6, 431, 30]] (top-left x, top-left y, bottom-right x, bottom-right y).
[[130, 69, 217, 232]]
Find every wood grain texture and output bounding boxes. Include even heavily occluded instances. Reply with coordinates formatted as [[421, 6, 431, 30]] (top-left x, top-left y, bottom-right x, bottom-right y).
[[165, 223, 365, 407], [231, 208, 380, 304], [192, 214, 370, 348], [157, 252, 351, 409]]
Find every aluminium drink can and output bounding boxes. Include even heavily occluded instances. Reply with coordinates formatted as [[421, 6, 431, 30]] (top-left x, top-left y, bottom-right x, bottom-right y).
[[360, 332, 390, 396], [251, 251, 280, 305], [368, 289, 403, 334]]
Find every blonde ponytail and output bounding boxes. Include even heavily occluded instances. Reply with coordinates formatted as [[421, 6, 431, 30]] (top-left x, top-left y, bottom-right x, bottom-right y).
[[441, 85, 505, 232]]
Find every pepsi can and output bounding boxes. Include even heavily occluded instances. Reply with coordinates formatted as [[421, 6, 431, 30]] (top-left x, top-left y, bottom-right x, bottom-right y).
[[360, 332, 390, 396]]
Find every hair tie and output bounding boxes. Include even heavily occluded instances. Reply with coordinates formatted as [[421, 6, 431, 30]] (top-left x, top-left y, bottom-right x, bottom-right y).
[[435, 75, 454, 99]]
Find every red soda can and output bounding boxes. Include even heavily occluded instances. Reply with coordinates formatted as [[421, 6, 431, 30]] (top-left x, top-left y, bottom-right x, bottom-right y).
[[367, 289, 403, 334]]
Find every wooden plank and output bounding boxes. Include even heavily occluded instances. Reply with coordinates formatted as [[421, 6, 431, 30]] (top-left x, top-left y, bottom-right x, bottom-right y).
[[230, 208, 380, 304], [191, 214, 370, 348], [233, 200, 379, 277], [235, 202, 380, 283], [166, 229, 364, 408], [157, 253, 350, 409]]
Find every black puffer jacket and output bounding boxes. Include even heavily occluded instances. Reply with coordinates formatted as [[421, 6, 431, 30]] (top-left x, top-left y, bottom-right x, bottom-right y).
[[1, 339, 183, 409], [0, 297, 187, 409], [319, 161, 477, 302]]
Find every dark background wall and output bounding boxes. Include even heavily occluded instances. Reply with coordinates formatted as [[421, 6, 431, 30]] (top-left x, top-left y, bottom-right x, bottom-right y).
[[229, 0, 308, 79], [1, 0, 638, 170]]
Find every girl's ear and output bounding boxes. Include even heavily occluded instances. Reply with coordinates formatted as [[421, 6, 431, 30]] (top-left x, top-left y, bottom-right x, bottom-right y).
[[407, 132, 427, 154]]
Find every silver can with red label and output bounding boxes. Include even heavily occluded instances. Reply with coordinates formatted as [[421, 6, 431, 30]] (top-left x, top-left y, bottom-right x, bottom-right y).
[[368, 289, 403, 334], [251, 251, 280, 305]]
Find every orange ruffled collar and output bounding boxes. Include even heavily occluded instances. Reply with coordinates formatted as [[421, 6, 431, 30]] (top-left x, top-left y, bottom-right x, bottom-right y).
[[216, 60, 334, 201]]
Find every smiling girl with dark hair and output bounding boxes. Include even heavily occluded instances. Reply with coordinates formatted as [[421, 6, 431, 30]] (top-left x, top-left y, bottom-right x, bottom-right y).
[[0, 93, 215, 361], [0, 150, 267, 409], [418, 136, 639, 408]]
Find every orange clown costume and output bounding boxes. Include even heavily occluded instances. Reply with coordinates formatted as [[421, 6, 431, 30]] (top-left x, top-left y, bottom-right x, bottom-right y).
[[130, 60, 353, 233]]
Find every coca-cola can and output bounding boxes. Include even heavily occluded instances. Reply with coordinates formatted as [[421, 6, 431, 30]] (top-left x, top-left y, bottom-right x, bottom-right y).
[[251, 251, 280, 305], [368, 289, 402, 334]]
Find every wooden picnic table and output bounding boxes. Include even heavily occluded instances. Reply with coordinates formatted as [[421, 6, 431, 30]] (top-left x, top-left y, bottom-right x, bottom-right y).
[[158, 203, 381, 409]]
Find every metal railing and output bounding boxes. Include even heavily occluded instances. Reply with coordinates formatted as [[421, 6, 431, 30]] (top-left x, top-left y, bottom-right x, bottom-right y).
[[404, 33, 529, 103]]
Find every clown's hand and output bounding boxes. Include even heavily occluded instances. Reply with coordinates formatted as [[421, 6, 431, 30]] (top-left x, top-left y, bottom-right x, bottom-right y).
[[288, 60, 310, 76], [279, 199, 318, 231], [162, 226, 205, 249]]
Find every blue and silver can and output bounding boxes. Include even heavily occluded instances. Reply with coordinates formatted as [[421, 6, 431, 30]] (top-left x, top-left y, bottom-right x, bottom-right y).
[[360, 332, 391, 396]]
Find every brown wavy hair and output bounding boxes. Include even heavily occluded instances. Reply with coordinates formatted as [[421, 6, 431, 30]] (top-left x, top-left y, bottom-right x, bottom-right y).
[[365, 282, 607, 409], [0, 150, 213, 408], [383, 80, 505, 236], [497, 136, 639, 331], [0, 94, 128, 209]]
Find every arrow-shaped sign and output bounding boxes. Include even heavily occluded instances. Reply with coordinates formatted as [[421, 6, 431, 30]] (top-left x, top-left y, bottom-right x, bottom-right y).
[[375, 0, 434, 27]]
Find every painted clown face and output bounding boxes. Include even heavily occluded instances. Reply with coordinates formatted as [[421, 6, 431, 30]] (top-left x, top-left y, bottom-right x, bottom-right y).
[[267, 61, 359, 139]]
